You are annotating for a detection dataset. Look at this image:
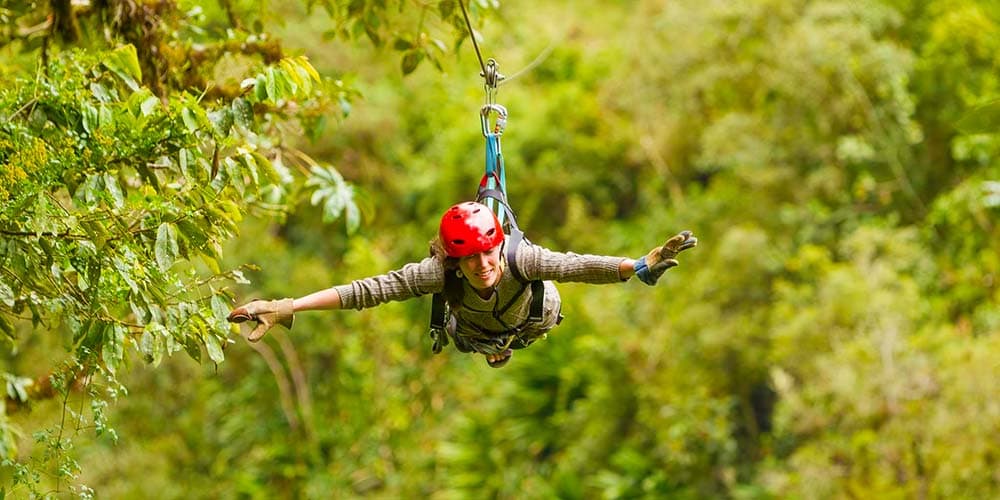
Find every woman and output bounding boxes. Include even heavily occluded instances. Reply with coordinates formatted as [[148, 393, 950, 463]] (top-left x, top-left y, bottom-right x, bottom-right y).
[[228, 201, 697, 368]]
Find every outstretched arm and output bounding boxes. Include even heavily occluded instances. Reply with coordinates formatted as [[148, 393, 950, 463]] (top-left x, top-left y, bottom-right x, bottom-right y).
[[228, 255, 444, 342], [226, 287, 345, 343], [516, 231, 695, 284]]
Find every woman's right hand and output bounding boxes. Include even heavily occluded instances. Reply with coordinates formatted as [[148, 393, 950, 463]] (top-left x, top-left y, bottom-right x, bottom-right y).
[[227, 298, 294, 341]]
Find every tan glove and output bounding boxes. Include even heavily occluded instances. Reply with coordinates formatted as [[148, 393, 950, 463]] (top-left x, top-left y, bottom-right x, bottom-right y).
[[227, 299, 294, 342], [634, 230, 698, 285]]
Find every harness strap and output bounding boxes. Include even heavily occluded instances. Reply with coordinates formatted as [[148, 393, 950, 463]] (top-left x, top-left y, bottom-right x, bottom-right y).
[[476, 185, 519, 230], [528, 280, 544, 323], [504, 227, 527, 281], [429, 293, 448, 354]]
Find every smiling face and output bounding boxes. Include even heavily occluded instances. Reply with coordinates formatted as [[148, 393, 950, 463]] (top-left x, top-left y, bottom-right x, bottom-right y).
[[458, 243, 503, 290]]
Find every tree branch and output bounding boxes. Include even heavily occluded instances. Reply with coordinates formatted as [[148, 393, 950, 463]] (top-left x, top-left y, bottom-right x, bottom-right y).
[[247, 340, 300, 433]]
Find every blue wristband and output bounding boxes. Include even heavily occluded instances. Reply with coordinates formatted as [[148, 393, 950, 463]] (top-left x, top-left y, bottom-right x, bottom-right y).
[[634, 256, 656, 286]]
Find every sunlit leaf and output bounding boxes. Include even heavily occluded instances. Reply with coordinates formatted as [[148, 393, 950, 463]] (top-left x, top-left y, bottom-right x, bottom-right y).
[[279, 59, 302, 94], [101, 324, 125, 375], [231, 97, 253, 129], [209, 108, 234, 136], [345, 198, 360, 234], [103, 44, 143, 91], [103, 173, 124, 208], [155, 223, 179, 272], [295, 56, 321, 82], [90, 82, 112, 103], [266, 68, 278, 102], [140, 95, 161, 116], [181, 107, 199, 132], [81, 102, 98, 134]]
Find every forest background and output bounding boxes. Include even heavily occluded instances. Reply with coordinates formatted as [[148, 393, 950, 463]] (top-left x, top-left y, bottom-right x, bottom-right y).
[[1, 0, 998, 498]]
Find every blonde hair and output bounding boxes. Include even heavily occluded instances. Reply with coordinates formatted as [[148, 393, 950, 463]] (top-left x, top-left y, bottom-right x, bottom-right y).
[[430, 237, 465, 311]]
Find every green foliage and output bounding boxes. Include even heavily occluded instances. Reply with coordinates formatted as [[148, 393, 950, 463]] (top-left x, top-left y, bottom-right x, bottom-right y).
[[0, 44, 335, 493], [0, 0, 434, 492]]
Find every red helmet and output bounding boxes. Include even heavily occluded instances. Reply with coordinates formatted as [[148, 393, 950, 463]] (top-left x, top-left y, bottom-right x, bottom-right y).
[[439, 202, 505, 258]]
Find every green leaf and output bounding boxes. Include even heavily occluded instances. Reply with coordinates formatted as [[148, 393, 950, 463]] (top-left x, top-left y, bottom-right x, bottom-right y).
[[181, 107, 199, 132], [155, 223, 179, 272], [201, 255, 221, 274], [266, 68, 278, 102], [103, 173, 125, 208], [140, 95, 160, 116], [204, 334, 225, 364], [210, 108, 234, 136], [90, 82, 112, 103], [232, 97, 253, 129], [81, 103, 98, 134], [251, 152, 279, 183], [393, 37, 414, 50], [183, 336, 202, 362], [139, 329, 155, 364], [101, 324, 125, 375], [439, 0, 456, 19], [324, 193, 346, 222], [0, 281, 14, 308], [178, 148, 191, 179], [254, 74, 268, 101], [279, 59, 302, 94], [147, 322, 167, 366], [5, 376, 30, 402], [956, 99, 1000, 134], [345, 198, 361, 234], [295, 56, 321, 82], [401, 51, 423, 75], [224, 157, 245, 196], [210, 294, 230, 324], [103, 44, 143, 91], [130, 299, 149, 324]]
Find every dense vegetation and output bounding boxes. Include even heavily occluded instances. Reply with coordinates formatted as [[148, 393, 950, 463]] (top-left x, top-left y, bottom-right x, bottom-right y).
[[2, 0, 998, 498]]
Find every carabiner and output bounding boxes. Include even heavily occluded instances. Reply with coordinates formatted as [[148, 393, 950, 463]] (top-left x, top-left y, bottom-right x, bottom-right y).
[[480, 103, 508, 137], [482, 59, 505, 91]]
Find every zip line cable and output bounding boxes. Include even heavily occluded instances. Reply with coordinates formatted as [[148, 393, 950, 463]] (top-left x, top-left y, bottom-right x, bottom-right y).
[[458, 0, 496, 88], [458, 0, 555, 90]]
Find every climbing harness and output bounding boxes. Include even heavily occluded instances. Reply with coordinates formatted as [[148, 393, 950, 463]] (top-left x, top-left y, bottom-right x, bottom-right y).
[[427, 48, 547, 356]]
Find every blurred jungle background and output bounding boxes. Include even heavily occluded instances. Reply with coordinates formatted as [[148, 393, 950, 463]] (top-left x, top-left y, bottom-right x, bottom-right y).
[[2, 0, 998, 498]]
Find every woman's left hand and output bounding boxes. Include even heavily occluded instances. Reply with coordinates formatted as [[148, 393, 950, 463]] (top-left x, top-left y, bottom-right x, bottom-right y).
[[634, 231, 698, 285]]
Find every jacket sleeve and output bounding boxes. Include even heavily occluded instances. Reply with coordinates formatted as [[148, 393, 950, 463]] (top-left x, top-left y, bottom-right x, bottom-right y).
[[514, 243, 628, 284], [334, 256, 445, 310]]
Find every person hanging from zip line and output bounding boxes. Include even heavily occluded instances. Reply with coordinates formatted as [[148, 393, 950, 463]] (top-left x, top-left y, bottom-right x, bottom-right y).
[[228, 201, 697, 368]]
